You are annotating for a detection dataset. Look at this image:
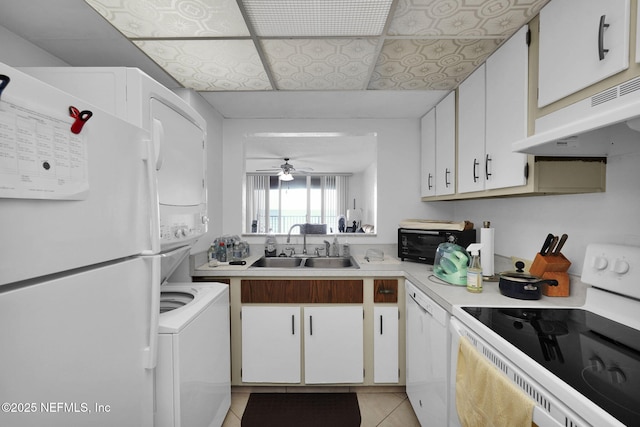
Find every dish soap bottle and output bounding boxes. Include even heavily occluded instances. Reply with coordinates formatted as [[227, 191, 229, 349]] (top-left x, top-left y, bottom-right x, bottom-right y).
[[217, 241, 227, 263], [265, 231, 277, 257], [466, 243, 483, 293]]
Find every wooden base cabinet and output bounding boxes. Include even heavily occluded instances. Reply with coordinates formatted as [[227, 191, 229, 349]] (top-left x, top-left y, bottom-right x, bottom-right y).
[[233, 277, 404, 386]]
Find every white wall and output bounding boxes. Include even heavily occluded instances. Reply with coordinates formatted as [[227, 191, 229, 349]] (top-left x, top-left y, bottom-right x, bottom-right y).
[[0, 25, 68, 66], [453, 150, 640, 274], [222, 118, 454, 244]]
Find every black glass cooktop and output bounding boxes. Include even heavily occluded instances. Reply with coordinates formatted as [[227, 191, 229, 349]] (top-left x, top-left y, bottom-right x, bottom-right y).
[[462, 307, 640, 426]]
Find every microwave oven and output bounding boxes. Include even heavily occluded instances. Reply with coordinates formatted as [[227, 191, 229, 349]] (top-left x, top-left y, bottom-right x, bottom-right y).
[[398, 228, 476, 264]]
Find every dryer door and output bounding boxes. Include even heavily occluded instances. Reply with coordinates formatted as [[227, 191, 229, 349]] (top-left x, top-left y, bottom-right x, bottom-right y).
[[150, 98, 207, 250]]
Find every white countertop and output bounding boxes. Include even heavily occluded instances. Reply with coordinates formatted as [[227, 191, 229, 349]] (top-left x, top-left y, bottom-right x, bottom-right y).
[[191, 250, 587, 313]]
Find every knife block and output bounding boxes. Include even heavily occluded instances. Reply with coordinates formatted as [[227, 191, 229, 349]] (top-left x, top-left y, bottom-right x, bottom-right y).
[[530, 253, 571, 297]]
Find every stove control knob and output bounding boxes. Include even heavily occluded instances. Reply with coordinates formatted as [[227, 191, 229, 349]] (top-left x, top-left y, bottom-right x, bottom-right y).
[[610, 259, 630, 275], [592, 256, 608, 271], [608, 367, 627, 384], [588, 356, 605, 372]]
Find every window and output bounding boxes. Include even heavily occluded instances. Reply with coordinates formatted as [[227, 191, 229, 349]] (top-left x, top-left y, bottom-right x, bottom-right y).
[[246, 174, 349, 234]]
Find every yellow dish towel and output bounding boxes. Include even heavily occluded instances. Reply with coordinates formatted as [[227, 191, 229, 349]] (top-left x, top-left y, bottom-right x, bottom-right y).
[[456, 336, 535, 427]]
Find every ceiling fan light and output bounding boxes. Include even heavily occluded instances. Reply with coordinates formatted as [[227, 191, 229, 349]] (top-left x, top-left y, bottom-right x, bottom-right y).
[[279, 173, 294, 181]]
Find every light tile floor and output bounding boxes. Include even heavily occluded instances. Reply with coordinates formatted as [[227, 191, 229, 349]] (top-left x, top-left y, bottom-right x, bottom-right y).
[[222, 387, 421, 427]]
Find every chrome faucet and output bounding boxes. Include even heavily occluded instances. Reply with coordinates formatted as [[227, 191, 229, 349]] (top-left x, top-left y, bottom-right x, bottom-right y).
[[286, 223, 307, 254], [323, 240, 331, 257]]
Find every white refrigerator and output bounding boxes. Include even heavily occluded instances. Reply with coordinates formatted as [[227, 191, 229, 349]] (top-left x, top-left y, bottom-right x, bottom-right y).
[[0, 63, 159, 427]]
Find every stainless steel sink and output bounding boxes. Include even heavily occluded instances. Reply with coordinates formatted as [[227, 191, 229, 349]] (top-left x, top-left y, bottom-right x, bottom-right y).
[[249, 256, 358, 269], [303, 257, 358, 268], [250, 257, 304, 268]]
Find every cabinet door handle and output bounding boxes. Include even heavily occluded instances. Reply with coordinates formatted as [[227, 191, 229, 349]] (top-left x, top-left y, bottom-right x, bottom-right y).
[[427, 173, 433, 190], [292, 314, 295, 335], [309, 315, 313, 336], [473, 158, 479, 183], [379, 315, 384, 335], [598, 15, 610, 61], [485, 154, 492, 180], [445, 168, 451, 187]]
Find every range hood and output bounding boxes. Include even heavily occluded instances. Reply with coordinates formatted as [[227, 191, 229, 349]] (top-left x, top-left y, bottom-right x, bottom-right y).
[[513, 75, 640, 157]]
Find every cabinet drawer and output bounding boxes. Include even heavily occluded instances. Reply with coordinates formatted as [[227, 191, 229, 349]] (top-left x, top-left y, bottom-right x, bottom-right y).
[[374, 279, 398, 303], [241, 279, 363, 304]]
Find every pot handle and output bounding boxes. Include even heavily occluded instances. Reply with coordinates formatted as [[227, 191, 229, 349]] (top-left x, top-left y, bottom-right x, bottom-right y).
[[539, 279, 558, 287]]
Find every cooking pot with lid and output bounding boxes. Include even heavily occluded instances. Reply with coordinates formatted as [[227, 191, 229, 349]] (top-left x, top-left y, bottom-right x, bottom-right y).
[[498, 261, 558, 300]]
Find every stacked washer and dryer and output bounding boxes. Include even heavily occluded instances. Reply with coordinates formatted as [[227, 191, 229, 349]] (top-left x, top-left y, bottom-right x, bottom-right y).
[[21, 67, 231, 427]]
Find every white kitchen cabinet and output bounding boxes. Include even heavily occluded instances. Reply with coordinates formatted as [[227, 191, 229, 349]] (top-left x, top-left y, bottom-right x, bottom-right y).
[[373, 306, 399, 383], [420, 92, 455, 196], [435, 92, 456, 196], [304, 306, 364, 384], [241, 306, 301, 383], [457, 64, 486, 194], [420, 109, 436, 197], [538, 0, 630, 107], [485, 25, 529, 190], [458, 26, 528, 193], [241, 305, 363, 384]]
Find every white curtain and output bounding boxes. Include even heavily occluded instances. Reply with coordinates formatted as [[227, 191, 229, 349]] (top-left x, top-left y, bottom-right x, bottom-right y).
[[246, 175, 267, 233], [323, 175, 349, 233]]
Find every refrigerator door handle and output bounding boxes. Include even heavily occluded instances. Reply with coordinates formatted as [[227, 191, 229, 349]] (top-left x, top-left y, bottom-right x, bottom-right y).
[[152, 118, 164, 171], [143, 137, 161, 255], [144, 256, 160, 370]]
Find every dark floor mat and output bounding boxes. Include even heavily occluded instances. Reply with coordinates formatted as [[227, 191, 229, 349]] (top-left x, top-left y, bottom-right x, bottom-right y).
[[241, 392, 361, 427]]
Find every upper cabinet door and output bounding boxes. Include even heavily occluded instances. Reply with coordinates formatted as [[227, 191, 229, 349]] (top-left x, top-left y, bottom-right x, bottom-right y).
[[538, 0, 630, 107], [420, 109, 436, 198], [435, 92, 456, 196], [485, 25, 529, 191], [457, 65, 486, 194]]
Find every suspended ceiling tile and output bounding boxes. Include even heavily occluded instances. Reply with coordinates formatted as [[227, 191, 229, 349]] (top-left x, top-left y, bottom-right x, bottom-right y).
[[134, 39, 272, 90], [84, 0, 250, 38], [262, 39, 378, 90], [388, 0, 549, 37], [242, 0, 394, 36], [369, 38, 501, 90]]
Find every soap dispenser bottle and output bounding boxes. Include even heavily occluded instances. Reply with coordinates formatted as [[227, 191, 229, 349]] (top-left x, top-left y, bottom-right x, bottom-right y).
[[265, 231, 277, 257], [466, 243, 483, 293]]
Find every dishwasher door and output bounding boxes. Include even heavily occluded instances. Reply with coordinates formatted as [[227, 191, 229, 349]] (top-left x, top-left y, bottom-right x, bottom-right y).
[[405, 280, 450, 426]]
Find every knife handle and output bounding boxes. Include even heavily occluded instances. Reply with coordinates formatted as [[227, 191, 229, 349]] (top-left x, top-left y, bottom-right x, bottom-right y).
[[552, 234, 568, 256], [540, 233, 554, 256]]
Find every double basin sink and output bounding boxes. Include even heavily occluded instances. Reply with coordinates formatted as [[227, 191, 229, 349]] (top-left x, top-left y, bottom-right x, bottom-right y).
[[250, 256, 359, 269]]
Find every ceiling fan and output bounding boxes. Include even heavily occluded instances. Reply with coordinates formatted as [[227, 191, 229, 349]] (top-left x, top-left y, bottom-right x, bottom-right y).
[[256, 158, 313, 180]]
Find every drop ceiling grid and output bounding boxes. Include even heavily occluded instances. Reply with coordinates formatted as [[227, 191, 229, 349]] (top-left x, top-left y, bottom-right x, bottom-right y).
[[83, 0, 551, 91]]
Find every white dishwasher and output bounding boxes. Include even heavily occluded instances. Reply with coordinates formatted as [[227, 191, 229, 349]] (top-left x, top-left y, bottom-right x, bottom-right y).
[[405, 280, 450, 427]]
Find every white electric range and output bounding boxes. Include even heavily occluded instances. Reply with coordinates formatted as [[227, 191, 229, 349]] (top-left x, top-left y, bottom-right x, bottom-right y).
[[450, 243, 640, 427]]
